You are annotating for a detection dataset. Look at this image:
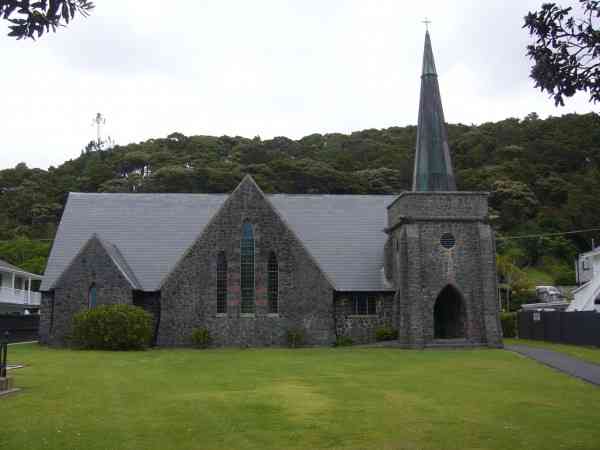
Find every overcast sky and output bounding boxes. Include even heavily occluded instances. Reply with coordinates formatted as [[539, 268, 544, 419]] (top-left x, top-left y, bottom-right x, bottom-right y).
[[0, 0, 596, 170]]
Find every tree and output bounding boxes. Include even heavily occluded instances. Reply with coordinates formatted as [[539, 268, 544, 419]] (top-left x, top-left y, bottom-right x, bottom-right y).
[[524, 1, 600, 105], [489, 179, 539, 230], [0, 0, 94, 39], [496, 253, 534, 311]]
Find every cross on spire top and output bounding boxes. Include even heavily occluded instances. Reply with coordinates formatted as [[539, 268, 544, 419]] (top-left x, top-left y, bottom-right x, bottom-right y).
[[422, 18, 431, 31]]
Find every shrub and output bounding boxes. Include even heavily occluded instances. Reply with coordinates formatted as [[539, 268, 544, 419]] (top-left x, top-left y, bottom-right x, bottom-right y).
[[554, 269, 576, 286], [335, 335, 353, 347], [375, 326, 399, 342], [191, 328, 211, 349], [72, 304, 153, 350], [286, 329, 304, 348], [501, 312, 517, 338]]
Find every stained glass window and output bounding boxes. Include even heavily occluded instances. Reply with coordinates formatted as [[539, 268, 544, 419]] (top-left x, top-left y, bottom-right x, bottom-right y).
[[241, 222, 255, 313], [216, 252, 227, 314], [88, 284, 97, 309], [268, 252, 278, 314]]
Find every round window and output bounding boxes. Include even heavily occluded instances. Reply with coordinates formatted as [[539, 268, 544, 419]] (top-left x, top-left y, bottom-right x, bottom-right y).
[[440, 233, 456, 249]]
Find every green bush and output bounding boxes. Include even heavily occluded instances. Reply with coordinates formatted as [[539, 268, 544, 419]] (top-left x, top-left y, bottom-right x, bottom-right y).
[[554, 269, 576, 285], [191, 328, 211, 349], [286, 329, 304, 348], [335, 336, 354, 347], [375, 326, 399, 342], [501, 312, 517, 338], [72, 304, 153, 350]]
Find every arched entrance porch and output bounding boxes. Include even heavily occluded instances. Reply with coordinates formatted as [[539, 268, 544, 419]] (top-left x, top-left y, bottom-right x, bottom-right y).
[[434, 285, 466, 339]]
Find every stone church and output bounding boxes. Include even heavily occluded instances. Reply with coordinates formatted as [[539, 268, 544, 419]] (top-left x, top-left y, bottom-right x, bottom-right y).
[[39, 31, 503, 348]]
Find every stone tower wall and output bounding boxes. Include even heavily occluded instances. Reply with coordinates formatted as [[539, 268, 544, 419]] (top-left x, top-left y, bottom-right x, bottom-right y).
[[387, 191, 502, 348]]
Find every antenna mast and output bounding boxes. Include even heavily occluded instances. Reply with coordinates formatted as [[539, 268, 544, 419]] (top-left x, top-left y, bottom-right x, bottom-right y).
[[92, 113, 106, 145]]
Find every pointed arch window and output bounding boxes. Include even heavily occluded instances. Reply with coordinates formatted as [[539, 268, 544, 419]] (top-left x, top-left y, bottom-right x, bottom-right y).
[[241, 222, 255, 314], [268, 252, 279, 314], [216, 251, 227, 314], [88, 284, 97, 309]]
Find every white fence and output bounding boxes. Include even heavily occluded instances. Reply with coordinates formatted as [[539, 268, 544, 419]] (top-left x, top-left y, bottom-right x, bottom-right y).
[[0, 287, 41, 306]]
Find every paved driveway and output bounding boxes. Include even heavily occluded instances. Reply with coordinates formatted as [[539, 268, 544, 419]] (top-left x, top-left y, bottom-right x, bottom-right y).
[[506, 344, 600, 386]]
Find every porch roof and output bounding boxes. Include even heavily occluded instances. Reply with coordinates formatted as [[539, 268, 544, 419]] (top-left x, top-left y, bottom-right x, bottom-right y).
[[0, 259, 43, 279]]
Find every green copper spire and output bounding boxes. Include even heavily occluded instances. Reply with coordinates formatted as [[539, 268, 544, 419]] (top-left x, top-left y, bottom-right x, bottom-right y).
[[412, 30, 456, 191]]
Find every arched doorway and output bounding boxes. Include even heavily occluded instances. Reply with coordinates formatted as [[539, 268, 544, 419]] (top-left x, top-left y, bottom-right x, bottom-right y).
[[434, 285, 465, 339]]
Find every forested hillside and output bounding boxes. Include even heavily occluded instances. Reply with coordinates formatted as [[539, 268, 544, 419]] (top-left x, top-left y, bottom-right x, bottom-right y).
[[1, 112, 599, 299]]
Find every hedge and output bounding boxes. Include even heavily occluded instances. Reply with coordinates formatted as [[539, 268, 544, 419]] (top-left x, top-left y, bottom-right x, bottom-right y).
[[501, 312, 517, 338], [72, 304, 153, 350]]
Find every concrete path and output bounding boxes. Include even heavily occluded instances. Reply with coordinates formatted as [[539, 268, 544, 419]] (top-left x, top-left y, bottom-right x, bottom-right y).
[[506, 344, 600, 386]]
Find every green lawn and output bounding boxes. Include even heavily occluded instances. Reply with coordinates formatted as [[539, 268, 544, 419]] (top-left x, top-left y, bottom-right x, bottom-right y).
[[2, 344, 600, 450], [506, 338, 600, 365], [522, 267, 555, 286]]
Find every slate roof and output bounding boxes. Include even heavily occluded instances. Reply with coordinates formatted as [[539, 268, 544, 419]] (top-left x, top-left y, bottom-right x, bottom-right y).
[[269, 195, 395, 291], [42, 192, 396, 292], [41, 193, 228, 291], [96, 236, 143, 290]]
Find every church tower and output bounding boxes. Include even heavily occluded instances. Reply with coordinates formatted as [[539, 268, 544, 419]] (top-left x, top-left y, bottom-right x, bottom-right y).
[[386, 30, 502, 348]]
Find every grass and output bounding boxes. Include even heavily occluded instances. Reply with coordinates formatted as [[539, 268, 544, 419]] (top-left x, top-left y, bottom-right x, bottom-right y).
[[2, 344, 600, 450], [506, 338, 600, 365], [522, 267, 555, 286]]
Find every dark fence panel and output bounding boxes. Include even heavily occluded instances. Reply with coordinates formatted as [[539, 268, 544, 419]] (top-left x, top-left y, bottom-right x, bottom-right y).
[[518, 311, 600, 347], [0, 315, 40, 343], [543, 311, 562, 343]]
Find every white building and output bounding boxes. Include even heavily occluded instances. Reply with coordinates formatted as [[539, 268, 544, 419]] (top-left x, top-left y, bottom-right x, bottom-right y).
[[0, 259, 43, 314], [568, 248, 600, 312]]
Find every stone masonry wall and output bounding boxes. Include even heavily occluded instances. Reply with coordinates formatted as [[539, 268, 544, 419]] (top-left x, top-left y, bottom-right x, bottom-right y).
[[334, 293, 396, 344], [387, 191, 488, 226], [388, 192, 502, 348], [159, 177, 335, 347], [39, 237, 133, 345]]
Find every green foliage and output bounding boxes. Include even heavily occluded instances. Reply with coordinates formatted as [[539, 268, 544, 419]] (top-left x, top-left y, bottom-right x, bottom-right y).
[[496, 253, 534, 297], [501, 312, 518, 338], [335, 336, 354, 347], [0, 236, 50, 274], [286, 329, 304, 348], [375, 326, 399, 342], [0, 0, 94, 40], [72, 304, 153, 350], [490, 180, 539, 230], [191, 328, 212, 349], [542, 257, 576, 285], [1, 113, 600, 277], [524, 1, 600, 105]]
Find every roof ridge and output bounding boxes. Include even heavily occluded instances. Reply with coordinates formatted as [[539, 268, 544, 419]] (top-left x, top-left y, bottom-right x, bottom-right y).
[[95, 236, 142, 290]]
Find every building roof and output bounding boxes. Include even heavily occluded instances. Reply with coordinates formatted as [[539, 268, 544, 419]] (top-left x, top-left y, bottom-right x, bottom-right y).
[[96, 236, 143, 290], [0, 258, 43, 279], [41, 193, 228, 292], [269, 194, 395, 291], [42, 192, 396, 292], [412, 30, 456, 192]]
